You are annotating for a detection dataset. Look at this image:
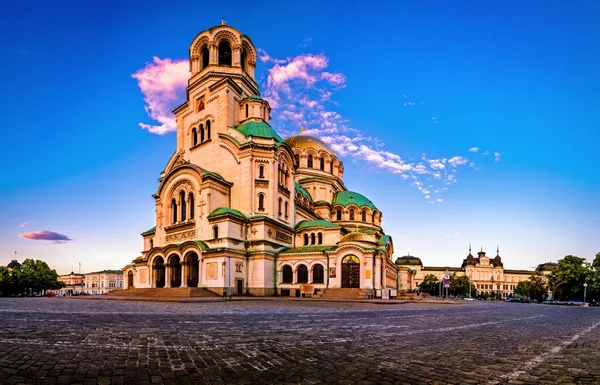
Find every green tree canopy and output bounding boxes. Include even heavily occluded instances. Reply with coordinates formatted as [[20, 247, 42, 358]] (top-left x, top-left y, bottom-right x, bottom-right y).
[[449, 274, 475, 297], [587, 252, 600, 302], [418, 274, 439, 295], [549, 255, 589, 301]]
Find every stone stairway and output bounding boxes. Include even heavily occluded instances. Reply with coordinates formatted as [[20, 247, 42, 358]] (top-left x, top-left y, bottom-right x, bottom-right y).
[[314, 288, 372, 299], [106, 287, 221, 298]]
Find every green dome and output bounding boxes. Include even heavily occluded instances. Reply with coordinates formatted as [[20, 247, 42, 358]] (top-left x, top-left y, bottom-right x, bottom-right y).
[[236, 121, 283, 143], [295, 183, 312, 202], [332, 191, 377, 210]]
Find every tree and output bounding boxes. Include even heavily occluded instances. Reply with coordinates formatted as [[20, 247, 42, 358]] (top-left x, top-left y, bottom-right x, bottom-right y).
[[418, 274, 439, 295], [514, 280, 530, 298], [549, 255, 589, 301], [527, 274, 548, 302], [449, 274, 475, 297], [13, 259, 63, 295], [0, 266, 11, 296], [587, 252, 600, 302]]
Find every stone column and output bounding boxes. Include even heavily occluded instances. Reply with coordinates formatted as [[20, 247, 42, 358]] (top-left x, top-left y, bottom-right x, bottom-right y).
[[198, 259, 202, 287], [181, 262, 188, 287], [165, 266, 171, 288], [232, 45, 241, 67], [210, 43, 217, 65]]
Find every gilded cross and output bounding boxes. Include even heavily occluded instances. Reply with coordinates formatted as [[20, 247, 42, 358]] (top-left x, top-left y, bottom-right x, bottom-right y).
[[299, 126, 306, 134]]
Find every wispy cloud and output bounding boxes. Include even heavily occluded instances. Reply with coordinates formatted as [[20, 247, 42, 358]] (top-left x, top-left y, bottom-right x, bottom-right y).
[[301, 38, 312, 47], [19, 230, 72, 244], [132, 48, 500, 203], [469, 147, 479, 153], [132, 57, 189, 135], [494, 152, 502, 162], [16, 222, 29, 228]]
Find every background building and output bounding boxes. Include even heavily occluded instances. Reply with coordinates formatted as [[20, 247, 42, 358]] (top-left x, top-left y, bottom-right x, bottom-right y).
[[396, 247, 557, 298], [83, 270, 123, 295], [57, 272, 85, 295]]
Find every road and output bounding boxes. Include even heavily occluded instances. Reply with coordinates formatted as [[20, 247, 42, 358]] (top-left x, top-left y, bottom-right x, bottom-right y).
[[0, 298, 598, 384]]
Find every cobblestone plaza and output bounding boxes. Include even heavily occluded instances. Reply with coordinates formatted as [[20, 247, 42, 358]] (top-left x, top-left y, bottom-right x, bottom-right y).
[[0, 299, 599, 384]]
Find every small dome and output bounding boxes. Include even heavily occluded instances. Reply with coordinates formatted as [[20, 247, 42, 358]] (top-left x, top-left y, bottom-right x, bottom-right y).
[[284, 135, 336, 155], [333, 191, 377, 210], [236, 121, 282, 142], [339, 232, 377, 244]]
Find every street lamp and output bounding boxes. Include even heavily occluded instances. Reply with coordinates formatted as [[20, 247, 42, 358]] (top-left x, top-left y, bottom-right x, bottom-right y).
[[583, 283, 588, 303]]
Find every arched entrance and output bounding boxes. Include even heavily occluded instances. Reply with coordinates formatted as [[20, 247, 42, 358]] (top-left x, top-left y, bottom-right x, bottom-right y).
[[342, 255, 360, 288], [127, 270, 134, 288], [153, 257, 165, 288], [185, 252, 199, 287], [168, 254, 182, 287]]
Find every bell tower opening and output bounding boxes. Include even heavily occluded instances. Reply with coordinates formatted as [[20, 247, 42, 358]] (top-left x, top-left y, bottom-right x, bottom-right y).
[[218, 41, 232, 66], [241, 49, 247, 72], [201, 46, 209, 69]]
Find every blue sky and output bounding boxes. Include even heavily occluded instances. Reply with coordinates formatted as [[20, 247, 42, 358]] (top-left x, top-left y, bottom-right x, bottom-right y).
[[1, 0, 598, 274]]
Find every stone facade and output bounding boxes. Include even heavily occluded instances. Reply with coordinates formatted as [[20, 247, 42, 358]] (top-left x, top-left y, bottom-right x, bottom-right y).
[[83, 270, 123, 295], [57, 273, 85, 295], [396, 248, 557, 298], [123, 23, 398, 297]]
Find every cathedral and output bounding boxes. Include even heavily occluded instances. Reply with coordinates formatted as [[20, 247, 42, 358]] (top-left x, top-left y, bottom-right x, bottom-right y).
[[123, 24, 398, 297]]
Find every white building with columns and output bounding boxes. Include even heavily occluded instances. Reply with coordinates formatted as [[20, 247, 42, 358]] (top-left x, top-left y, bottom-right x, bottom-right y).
[[123, 23, 398, 297]]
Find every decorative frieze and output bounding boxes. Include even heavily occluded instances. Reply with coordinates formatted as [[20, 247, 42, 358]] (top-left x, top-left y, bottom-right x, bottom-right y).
[[165, 229, 196, 242], [275, 230, 292, 243]]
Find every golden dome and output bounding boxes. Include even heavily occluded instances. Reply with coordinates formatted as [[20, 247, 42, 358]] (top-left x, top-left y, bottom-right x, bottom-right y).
[[339, 232, 377, 244], [284, 135, 336, 155]]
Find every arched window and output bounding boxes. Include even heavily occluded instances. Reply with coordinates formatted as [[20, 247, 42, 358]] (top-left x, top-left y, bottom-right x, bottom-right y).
[[282, 265, 293, 283], [349, 209, 355, 221], [171, 199, 178, 223], [258, 194, 265, 211], [192, 128, 198, 146], [307, 155, 313, 168], [278, 198, 282, 216], [206, 120, 211, 140], [297, 265, 308, 283], [200, 124, 205, 142], [201, 46, 209, 69], [294, 154, 299, 166], [311, 233, 316, 245], [180, 191, 187, 221], [241, 49, 247, 72], [189, 193, 195, 219], [284, 201, 289, 218], [259, 165, 264, 178], [362, 210, 366, 222], [304, 234, 309, 246], [213, 225, 219, 239], [313, 265, 324, 284], [317, 232, 323, 244], [149, 239, 153, 249], [336, 210, 342, 221], [218, 41, 232, 66], [330, 161, 333, 173], [320, 157, 325, 171]]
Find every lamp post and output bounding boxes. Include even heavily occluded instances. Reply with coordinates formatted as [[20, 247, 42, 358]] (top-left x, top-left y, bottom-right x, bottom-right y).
[[490, 276, 495, 300], [583, 282, 588, 304]]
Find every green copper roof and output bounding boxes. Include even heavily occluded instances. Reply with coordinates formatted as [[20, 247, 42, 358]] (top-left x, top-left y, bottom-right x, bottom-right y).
[[332, 191, 377, 209], [378, 235, 391, 246], [295, 220, 340, 230], [280, 245, 337, 254], [192, 240, 208, 251], [207, 207, 248, 220], [236, 121, 283, 143], [295, 183, 312, 202], [242, 94, 263, 101], [202, 168, 225, 181], [141, 226, 156, 236]]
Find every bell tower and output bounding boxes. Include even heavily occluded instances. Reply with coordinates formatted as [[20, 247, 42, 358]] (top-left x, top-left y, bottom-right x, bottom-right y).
[[173, 22, 259, 151]]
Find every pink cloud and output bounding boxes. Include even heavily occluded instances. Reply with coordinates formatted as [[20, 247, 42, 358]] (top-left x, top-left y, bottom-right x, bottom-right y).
[[131, 57, 189, 135], [19, 230, 72, 243]]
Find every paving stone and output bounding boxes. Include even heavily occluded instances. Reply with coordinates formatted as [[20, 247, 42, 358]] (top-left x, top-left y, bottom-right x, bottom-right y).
[[0, 298, 599, 384]]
